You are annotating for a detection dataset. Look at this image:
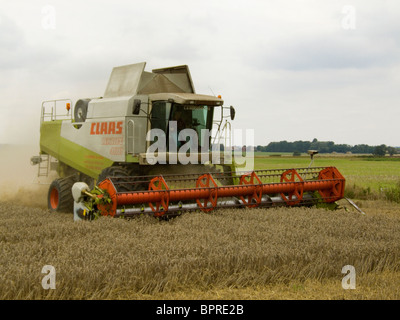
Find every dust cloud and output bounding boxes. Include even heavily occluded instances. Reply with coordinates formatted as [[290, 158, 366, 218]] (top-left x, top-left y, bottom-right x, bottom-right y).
[[0, 144, 50, 209]]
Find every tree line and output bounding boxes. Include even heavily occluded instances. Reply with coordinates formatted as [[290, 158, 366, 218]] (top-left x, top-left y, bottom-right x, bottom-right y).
[[256, 139, 399, 156]]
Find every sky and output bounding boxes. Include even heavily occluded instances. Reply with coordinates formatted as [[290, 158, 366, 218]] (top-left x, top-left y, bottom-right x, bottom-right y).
[[1, 0, 399, 147]]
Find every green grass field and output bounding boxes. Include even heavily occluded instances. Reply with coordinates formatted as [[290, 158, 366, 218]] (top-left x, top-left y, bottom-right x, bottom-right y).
[[253, 154, 400, 196]]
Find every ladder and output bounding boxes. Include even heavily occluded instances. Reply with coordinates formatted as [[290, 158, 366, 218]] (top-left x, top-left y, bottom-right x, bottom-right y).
[[37, 154, 50, 177], [212, 119, 232, 152]]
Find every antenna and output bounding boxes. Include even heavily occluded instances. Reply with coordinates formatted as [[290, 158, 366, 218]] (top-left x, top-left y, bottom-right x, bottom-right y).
[[208, 86, 216, 96]]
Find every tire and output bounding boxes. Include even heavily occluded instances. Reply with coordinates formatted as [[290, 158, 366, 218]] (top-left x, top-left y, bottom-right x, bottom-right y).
[[98, 166, 132, 192], [74, 99, 91, 123], [48, 178, 75, 213]]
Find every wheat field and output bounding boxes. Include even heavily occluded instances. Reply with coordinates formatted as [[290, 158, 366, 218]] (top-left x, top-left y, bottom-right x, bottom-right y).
[[1, 145, 400, 300], [1, 191, 400, 299]]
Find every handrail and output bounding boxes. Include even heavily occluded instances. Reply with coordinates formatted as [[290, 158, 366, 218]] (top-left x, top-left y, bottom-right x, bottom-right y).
[[211, 105, 232, 150], [41, 99, 73, 123], [126, 119, 135, 154]]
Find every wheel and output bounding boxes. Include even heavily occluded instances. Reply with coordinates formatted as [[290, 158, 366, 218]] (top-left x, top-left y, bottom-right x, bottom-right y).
[[48, 178, 75, 213], [98, 166, 132, 192], [74, 99, 91, 122]]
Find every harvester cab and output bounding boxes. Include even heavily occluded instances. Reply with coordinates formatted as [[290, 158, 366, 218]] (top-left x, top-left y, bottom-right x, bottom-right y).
[[31, 62, 346, 219]]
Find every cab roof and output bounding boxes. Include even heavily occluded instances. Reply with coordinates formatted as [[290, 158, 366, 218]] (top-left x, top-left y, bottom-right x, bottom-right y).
[[149, 92, 224, 106]]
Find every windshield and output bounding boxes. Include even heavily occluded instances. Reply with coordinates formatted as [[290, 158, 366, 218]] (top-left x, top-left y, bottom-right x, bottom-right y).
[[150, 101, 214, 151]]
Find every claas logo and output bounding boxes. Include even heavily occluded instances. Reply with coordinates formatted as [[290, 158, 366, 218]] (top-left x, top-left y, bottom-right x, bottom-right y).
[[90, 121, 123, 135]]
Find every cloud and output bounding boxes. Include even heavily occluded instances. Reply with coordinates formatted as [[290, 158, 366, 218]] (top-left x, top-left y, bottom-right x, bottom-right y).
[[0, 1, 400, 147], [0, 14, 66, 72], [255, 35, 400, 71], [0, 15, 29, 70]]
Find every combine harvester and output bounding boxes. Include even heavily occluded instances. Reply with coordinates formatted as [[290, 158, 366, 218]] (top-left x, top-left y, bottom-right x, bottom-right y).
[[31, 62, 346, 220]]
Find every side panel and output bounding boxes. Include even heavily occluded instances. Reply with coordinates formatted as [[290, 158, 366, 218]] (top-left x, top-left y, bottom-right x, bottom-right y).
[[61, 118, 126, 162], [87, 95, 149, 119], [58, 137, 114, 178], [40, 120, 62, 156], [40, 121, 114, 178], [87, 97, 131, 119], [125, 116, 147, 156]]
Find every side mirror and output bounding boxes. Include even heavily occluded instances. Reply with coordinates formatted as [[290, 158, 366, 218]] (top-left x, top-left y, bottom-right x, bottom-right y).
[[230, 106, 236, 120], [133, 99, 141, 115]]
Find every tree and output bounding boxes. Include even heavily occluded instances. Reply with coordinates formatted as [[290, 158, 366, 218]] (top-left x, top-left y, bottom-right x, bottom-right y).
[[387, 147, 397, 156], [373, 144, 387, 157], [351, 144, 374, 154]]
